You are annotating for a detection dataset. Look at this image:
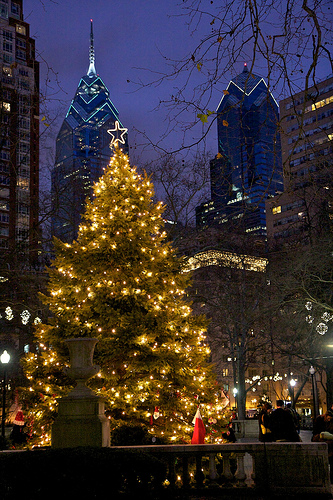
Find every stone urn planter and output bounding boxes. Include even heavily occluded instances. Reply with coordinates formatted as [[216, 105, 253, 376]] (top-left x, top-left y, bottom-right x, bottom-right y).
[[52, 337, 110, 448], [65, 337, 100, 397]]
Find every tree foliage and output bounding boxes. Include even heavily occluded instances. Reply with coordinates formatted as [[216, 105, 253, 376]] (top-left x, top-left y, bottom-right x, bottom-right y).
[[142, 150, 211, 232], [22, 147, 224, 444], [183, 228, 274, 418], [267, 235, 333, 407]]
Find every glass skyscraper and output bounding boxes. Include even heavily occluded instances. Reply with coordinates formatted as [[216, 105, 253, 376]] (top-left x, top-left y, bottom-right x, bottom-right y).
[[52, 21, 128, 243], [196, 64, 282, 235]]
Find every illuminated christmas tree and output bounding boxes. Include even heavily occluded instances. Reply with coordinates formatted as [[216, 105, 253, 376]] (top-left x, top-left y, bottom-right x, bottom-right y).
[[21, 345, 70, 446], [23, 147, 222, 443]]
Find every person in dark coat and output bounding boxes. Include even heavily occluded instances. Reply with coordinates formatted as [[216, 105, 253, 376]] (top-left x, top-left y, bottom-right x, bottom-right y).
[[258, 402, 273, 442], [312, 409, 333, 439], [312, 410, 333, 482], [270, 400, 299, 442], [286, 403, 301, 434]]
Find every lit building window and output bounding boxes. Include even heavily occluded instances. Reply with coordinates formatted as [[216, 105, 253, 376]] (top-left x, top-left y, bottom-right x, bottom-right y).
[[305, 95, 333, 113], [16, 24, 26, 35], [3, 67, 12, 78], [272, 206, 281, 214], [17, 177, 29, 190]]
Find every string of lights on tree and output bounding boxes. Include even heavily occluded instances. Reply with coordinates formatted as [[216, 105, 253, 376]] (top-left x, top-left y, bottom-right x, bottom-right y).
[[21, 146, 227, 446], [305, 301, 333, 335]]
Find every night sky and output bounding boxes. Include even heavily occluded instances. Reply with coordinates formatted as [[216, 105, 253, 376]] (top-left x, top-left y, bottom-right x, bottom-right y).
[[24, 0, 219, 162], [23, 0, 331, 167]]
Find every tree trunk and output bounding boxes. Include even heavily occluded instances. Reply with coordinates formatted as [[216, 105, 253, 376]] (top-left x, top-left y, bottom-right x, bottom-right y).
[[326, 358, 333, 410], [237, 343, 247, 420]]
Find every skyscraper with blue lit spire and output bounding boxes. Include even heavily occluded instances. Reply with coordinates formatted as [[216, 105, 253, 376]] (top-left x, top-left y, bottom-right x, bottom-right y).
[[51, 21, 128, 243], [196, 64, 282, 235]]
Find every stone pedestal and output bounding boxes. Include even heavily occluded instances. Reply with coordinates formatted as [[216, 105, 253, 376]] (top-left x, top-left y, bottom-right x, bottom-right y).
[[52, 395, 110, 448], [233, 419, 259, 439], [51, 338, 110, 448]]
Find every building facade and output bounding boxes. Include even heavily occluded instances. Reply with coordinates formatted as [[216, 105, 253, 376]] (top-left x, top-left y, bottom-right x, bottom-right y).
[[179, 226, 319, 418], [196, 64, 282, 236], [52, 21, 128, 243], [0, 0, 39, 262], [266, 75, 333, 248]]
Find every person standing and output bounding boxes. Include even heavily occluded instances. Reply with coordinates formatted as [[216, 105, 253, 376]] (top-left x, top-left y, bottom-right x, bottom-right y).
[[312, 409, 333, 440], [286, 403, 301, 434], [312, 409, 333, 482], [270, 400, 299, 442], [258, 402, 273, 442]]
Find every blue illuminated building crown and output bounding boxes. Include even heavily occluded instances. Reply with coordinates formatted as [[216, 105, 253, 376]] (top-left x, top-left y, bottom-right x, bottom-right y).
[[196, 64, 283, 235], [65, 73, 122, 131], [51, 21, 128, 243]]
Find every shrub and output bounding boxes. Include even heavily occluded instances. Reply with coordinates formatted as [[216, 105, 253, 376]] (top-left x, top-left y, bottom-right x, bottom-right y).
[[111, 423, 152, 446], [111, 423, 167, 446]]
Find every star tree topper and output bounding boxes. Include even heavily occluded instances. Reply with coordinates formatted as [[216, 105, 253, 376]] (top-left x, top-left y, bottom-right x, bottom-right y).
[[107, 120, 128, 148]]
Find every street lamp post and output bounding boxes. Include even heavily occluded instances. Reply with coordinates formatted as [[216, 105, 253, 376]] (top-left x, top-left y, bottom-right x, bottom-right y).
[[309, 365, 319, 421], [289, 378, 296, 407], [325, 347, 333, 410], [1, 350, 10, 441]]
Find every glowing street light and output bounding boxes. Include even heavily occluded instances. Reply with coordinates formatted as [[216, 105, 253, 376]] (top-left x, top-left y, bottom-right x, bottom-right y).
[[1, 350, 10, 365], [288, 378, 297, 407], [232, 387, 238, 413]]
